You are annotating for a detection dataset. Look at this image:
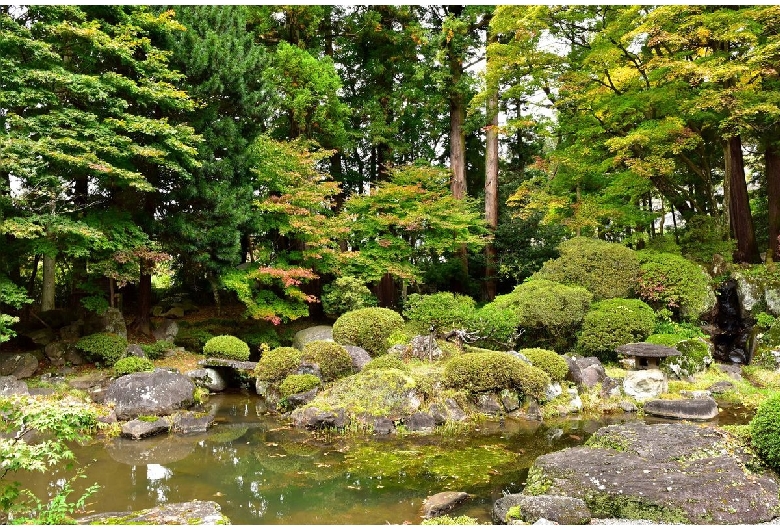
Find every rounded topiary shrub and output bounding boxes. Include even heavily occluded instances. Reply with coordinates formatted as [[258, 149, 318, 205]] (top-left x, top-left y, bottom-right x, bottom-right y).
[[489, 279, 593, 351], [534, 237, 640, 300], [750, 393, 780, 470], [114, 356, 155, 376], [466, 302, 521, 350], [443, 351, 551, 401], [363, 353, 408, 372], [254, 347, 302, 382], [203, 335, 250, 361], [403, 292, 476, 333], [636, 250, 714, 320], [279, 374, 321, 398], [321, 276, 378, 316], [577, 298, 656, 362], [332, 307, 405, 357], [75, 332, 128, 366], [519, 348, 569, 382], [302, 340, 353, 382]]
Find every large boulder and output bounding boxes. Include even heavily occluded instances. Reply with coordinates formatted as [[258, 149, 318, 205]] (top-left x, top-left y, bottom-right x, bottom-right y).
[[523, 423, 779, 524], [45, 340, 84, 366], [0, 351, 39, 378], [422, 491, 470, 519], [293, 325, 333, 350], [186, 368, 227, 392], [622, 369, 667, 400], [0, 375, 29, 396], [84, 308, 127, 339], [77, 501, 229, 525], [289, 406, 349, 430], [104, 369, 195, 420], [344, 345, 371, 371], [152, 319, 179, 342], [643, 397, 719, 420], [493, 493, 591, 525], [565, 356, 605, 390]]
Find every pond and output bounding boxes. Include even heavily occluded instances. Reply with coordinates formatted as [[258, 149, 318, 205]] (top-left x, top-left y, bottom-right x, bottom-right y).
[[20, 392, 751, 525]]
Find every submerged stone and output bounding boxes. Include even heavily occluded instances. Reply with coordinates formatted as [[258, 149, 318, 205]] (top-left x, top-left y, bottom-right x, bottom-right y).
[[77, 500, 229, 525], [422, 491, 469, 519]]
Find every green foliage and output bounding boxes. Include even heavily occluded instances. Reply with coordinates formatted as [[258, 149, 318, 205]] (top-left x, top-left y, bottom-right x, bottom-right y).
[[9, 479, 100, 525], [636, 251, 714, 319], [320, 276, 377, 316], [443, 351, 551, 400], [237, 326, 281, 352], [750, 393, 780, 471], [254, 347, 302, 382], [301, 340, 353, 382], [577, 299, 656, 361], [646, 334, 712, 378], [678, 215, 735, 266], [75, 333, 128, 367], [466, 303, 521, 350], [113, 356, 155, 376], [489, 278, 593, 351], [534, 237, 640, 300], [403, 292, 476, 333], [332, 307, 405, 357], [202, 335, 250, 361], [279, 374, 321, 398], [421, 515, 480, 525], [363, 354, 408, 373], [174, 327, 214, 353], [756, 312, 777, 331], [0, 277, 31, 345], [519, 348, 569, 382], [140, 341, 175, 361]]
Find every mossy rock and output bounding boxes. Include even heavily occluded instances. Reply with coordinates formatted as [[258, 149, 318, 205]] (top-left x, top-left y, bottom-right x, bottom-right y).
[[332, 307, 405, 357], [301, 340, 353, 382], [519, 348, 569, 382], [254, 347, 302, 382], [443, 351, 550, 401]]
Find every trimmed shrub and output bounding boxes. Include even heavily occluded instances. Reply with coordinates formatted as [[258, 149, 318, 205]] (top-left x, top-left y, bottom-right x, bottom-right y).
[[578, 298, 656, 362], [534, 237, 640, 300], [75, 332, 128, 366], [301, 340, 354, 382], [466, 302, 520, 350], [321, 276, 378, 316], [636, 250, 714, 319], [279, 374, 321, 397], [203, 335, 250, 361], [488, 279, 593, 351], [363, 353, 408, 372], [254, 347, 302, 382], [750, 392, 780, 470], [646, 334, 712, 378], [403, 292, 476, 333], [520, 348, 569, 382], [332, 307, 405, 357], [141, 340, 175, 360], [443, 351, 551, 400], [114, 356, 155, 376]]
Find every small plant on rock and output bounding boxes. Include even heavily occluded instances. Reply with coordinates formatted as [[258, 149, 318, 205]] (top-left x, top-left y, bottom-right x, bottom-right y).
[[254, 347, 302, 382], [75, 332, 128, 367], [113, 356, 155, 376], [203, 335, 250, 361], [332, 307, 405, 357], [302, 340, 353, 382]]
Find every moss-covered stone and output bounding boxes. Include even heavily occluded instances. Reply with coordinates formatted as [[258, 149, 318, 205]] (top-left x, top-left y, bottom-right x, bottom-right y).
[[520, 348, 569, 382], [202, 335, 250, 361], [254, 347, 302, 382], [332, 307, 405, 357], [443, 351, 551, 400], [301, 340, 353, 382], [584, 493, 689, 523], [279, 374, 320, 397]]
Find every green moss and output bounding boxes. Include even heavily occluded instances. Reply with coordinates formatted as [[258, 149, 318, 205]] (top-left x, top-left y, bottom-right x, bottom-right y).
[[443, 351, 550, 400], [140, 340, 175, 360], [332, 307, 405, 357], [421, 515, 480, 525], [363, 353, 408, 372], [505, 506, 522, 523], [202, 335, 250, 361], [301, 340, 353, 382], [750, 392, 780, 470], [279, 374, 320, 397], [523, 465, 552, 495], [584, 493, 689, 523], [585, 431, 629, 452], [403, 292, 476, 333], [137, 415, 159, 422], [519, 348, 569, 382], [254, 347, 302, 382], [75, 332, 128, 366], [113, 356, 154, 376]]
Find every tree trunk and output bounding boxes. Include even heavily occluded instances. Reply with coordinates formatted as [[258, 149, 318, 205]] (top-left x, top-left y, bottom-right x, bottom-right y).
[[135, 258, 153, 336], [724, 136, 760, 263], [377, 273, 396, 308], [767, 141, 780, 261], [484, 79, 499, 301], [41, 252, 56, 312]]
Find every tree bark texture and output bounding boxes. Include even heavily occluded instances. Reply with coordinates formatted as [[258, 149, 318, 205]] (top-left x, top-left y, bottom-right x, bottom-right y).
[[767, 141, 780, 260], [484, 88, 499, 301], [725, 135, 760, 263], [41, 252, 56, 312]]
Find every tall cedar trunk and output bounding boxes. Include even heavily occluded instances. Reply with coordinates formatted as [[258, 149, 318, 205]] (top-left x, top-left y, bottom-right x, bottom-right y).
[[377, 273, 396, 308], [484, 77, 499, 301], [135, 258, 153, 335], [70, 174, 88, 312], [41, 251, 56, 312], [767, 141, 780, 260], [725, 136, 761, 263]]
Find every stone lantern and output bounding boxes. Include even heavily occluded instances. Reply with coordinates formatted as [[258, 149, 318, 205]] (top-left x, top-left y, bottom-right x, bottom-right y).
[[616, 342, 680, 371]]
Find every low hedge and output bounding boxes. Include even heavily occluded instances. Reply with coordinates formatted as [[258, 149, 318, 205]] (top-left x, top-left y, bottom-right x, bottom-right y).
[[75, 332, 128, 366], [519, 348, 569, 382]]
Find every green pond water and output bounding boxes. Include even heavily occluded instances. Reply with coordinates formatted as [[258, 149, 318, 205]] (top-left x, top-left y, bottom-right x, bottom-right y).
[[20, 392, 751, 525]]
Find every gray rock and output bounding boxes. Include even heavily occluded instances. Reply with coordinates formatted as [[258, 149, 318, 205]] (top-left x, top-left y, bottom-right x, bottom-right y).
[[405, 411, 436, 432], [161, 307, 185, 319], [77, 501, 229, 525], [69, 372, 111, 391], [444, 398, 467, 422], [373, 417, 396, 435], [717, 363, 742, 381], [84, 308, 127, 339], [59, 320, 83, 341], [284, 387, 319, 409], [105, 369, 195, 421], [493, 494, 591, 525], [152, 319, 179, 342], [643, 397, 719, 420], [622, 369, 667, 400], [600, 376, 622, 399], [475, 393, 502, 414], [290, 406, 349, 430], [619, 401, 637, 412], [199, 358, 256, 371], [293, 325, 333, 350], [254, 380, 281, 406], [0, 375, 28, 396], [544, 382, 563, 402], [172, 411, 214, 434], [296, 361, 322, 379], [766, 288, 780, 317], [566, 356, 605, 389], [126, 344, 146, 358], [501, 389, 521, 412], [707, 380, 735, 394], [428, 404, 448, 425], [524, 423, 779, 524], [679, 389, 711, 399], [187, 368, 227, 392], [567, 387, 583, 413], [0, 351, 39, 378], [406, 335, 442, 361], [734, 271, 762, 319], [121, 417, 171, 439], [344, 345, 372, 371], [422, 491, 469, 519], [25, 327, 56, 346]]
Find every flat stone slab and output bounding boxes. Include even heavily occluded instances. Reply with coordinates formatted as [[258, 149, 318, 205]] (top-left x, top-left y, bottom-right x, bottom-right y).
[[524, 423, 779, 524], [422, 491, 469, 519], [77, 500, 229, 525], [199, 358, 256, 371], [105, 369, 195, 420], [644, 397, 718, 420], [121, 417, 171, 440], [493, 493, 591, 525]]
